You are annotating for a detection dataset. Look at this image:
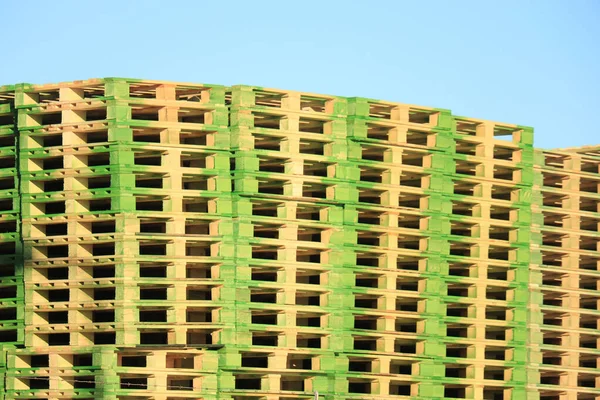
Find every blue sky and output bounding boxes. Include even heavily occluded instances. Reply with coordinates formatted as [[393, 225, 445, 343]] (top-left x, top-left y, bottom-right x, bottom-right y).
[[2, 0, 598, 149]]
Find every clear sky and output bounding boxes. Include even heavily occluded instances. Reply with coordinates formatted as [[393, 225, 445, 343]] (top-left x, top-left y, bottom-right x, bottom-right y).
[[2, 0, 598, 149]]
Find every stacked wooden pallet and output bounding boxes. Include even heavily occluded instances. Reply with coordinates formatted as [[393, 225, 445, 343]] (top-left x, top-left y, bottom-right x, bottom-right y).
[[0, 78, 597, 400]]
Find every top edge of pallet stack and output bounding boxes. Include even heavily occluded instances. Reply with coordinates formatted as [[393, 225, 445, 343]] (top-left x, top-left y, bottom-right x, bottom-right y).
[[452, 115, 533, 132], [548, 144, 600, 155], [0, 78, 536, 132], [4, 78, 224, 91], [0, 84, 16, 93]]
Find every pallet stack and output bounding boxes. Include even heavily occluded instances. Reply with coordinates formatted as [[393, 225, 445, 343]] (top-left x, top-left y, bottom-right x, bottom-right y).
[[532, 147, 600, 400], [440, 119, 537, 399], [227, 86, 352, 398], [0, 84, 24, 396], [0, 77, 598, 400], [4, 78, 234, 400], [340, 98, 454, 398]]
